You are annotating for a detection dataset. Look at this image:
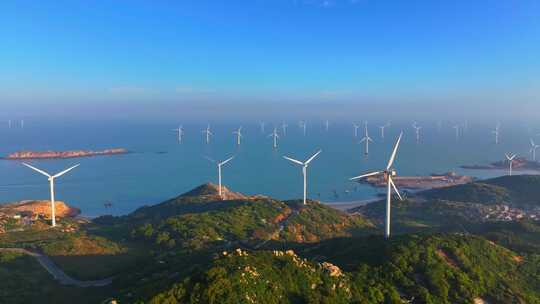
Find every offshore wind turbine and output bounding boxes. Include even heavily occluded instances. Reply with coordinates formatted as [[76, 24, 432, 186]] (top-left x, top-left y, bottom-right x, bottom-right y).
[[283, 150, 322, 205], [299, 120, 307, 136], [259, 121, 266, 133], [492, 123, 501, 144], [232, 127, 243, 146], [325, 120, 329, 132], [530, 139, 539, 161], [22, 163, 80, 227], [8, 120, 11, 129], [205, 156, 235, 198], [379, 122, 390, 139], [268, 128, 279, 149], [202, 125, 212, 144], [172, 125, 184, 143], [353, 123, 360, 137], [281, 122, 288, 136], [453, 124, 460, 141], [350, 132, 403, 238], [412, 123, 422, 143], [20, 120, 24, 129], [360, 123, 373, 155], [505, 153, 517, 176]]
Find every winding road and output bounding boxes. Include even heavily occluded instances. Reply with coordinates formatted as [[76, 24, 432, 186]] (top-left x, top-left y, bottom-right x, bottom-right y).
[[0, 248, 112, 287]]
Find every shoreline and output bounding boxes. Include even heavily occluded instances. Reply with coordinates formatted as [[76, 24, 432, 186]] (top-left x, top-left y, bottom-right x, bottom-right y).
[[322, 198, 380, 212]]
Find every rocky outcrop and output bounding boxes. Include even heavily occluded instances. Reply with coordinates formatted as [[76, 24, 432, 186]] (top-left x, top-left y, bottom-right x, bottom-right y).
[[0, 200, 80, 218], [5, 148, 127, 160]]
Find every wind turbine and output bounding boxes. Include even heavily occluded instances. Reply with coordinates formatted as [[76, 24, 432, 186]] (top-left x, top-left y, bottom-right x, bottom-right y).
[[492, 123, 500, 144], [353, 123, 360, 137], [505, 153, 516, 176], [172, 125, 184, 143], [530, 139, 539, 161], [283, 150, 322, 205], [360, 123, 373, 155], [281, 122, 288, 136], [453, 124, 460, 141], [20, 120, 24, 129], [205, 156, 235, 198], [268, 128, 279, 149], [325, 120, 329, 132], [379, 122, 390, 139], [232, 127, 243, 146], [8, 120, 11, 129], [259, 121, 266, 133], [299, 120, 307, 136], [202, 125, 212, 144], [412, 123, 422, 143], [22, 163, 80, 227], [350, 132, 403, 238]]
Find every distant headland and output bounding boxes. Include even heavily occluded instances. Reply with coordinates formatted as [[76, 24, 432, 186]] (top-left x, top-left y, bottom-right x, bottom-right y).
[[3, 148, 128, 160], [355, 172, 474, 190], [461, 157, 540, 171]]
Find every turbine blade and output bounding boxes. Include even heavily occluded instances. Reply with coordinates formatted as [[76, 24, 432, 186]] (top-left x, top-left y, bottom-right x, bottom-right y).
[[389, 178, 403, 201], [386, 132, 403, 170], [53, 164, 80, 178], [305, 150, 322, 165], [220, 156, 235, 166], [283, 156, 304, 166], [349, 171, 381, 180], [22, 163, 51, 178]]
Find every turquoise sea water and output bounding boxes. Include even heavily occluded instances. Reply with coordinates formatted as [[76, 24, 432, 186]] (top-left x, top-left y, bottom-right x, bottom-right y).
[[0, 120, 538, 217]]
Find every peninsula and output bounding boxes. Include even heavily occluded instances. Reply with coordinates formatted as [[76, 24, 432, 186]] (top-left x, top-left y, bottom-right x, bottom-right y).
[[461, 157, 540, 171], [4, 148, 128, 160]]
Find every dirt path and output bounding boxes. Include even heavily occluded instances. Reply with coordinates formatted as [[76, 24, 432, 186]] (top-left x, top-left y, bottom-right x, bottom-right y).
[[0, 248, 113, 287]]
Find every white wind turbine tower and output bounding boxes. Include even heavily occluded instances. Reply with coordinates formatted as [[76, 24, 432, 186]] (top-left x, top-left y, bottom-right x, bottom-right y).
[[299, 120, 307, 136], [360, 123, 373, 155], [350, 132, 403, 238], [453, 124, 460, 141], [205, 156, 235, 198], [283, 150, 322, 205], [268, 128, 279, 149], [232, 127, 243, 146], [259, 121, 266, 133], [492, 123, 500, 144], [379, 122, 390, 139], [172, 125, 184, 143], [530, 139, 539, 161], [202, 125, 212, 144], [412, 123, 422, 143], [22, 163, 80, 227], [505, 153, 517, 176], [281, 122, 288, 136], [353, 123, 360, 137], [325, 120, 329, 132]]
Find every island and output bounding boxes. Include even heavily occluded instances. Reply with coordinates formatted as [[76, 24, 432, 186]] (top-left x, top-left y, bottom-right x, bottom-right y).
[[3, 148, 128, 160], [355, 171, 474, 190], [461, 157, 540, 171]]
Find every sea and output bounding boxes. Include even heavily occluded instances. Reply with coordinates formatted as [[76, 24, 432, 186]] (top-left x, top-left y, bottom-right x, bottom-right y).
[[0, 120, 538, 217]]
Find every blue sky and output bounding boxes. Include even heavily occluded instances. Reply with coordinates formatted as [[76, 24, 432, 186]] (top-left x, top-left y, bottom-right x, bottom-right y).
[[1, 0, 539, 118]]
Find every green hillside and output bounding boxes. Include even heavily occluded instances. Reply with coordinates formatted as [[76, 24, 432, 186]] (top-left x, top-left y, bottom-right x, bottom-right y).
[[423, 175, 540, 208], [128, 186, 374, 250], [146, 234, 540, 304]]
